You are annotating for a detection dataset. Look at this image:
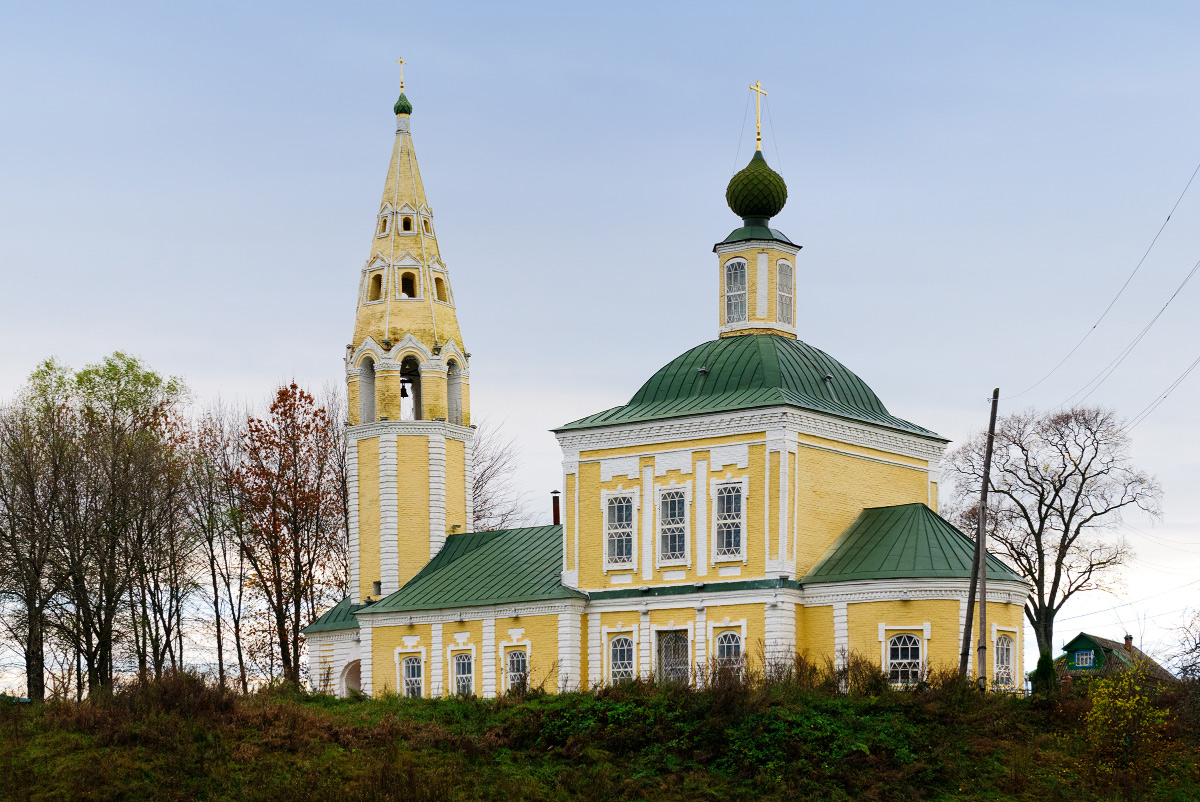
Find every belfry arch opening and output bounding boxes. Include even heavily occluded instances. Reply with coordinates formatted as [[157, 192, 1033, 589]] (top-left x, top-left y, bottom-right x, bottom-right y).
[[447, 359, 462, 425], [400, 272, 418, 298], [359, 356, 376, 423], [434, 276, 448, 302], [400, 355, 422, 421], [402, 216, 413, 232], [367, 273, 384, 302]]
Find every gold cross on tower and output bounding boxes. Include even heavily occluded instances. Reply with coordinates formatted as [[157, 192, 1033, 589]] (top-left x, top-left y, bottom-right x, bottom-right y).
[[748, 80, 768, 151], [396, 56, 406, 91]]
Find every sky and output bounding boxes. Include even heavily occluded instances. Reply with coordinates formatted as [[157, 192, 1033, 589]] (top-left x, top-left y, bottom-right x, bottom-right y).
[[3, 1, 1200, 675]]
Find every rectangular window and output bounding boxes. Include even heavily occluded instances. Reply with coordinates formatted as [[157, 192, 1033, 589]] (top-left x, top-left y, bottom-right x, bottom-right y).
[[606, 495, 635, 567], [507, 649, 528, 692], [714, 484, 743, 559], [402, 656, 422, 698], [659, 489, 687, 564], [656, 630, 690, 684], [777, 262, 793, 325], [453, 653, 473, 695], [725, 261, 747, 324], [1075, 650, 1094, 668]]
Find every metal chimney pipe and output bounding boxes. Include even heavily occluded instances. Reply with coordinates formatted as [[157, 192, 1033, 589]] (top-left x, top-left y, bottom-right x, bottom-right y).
[[551, 490, 561, 525]]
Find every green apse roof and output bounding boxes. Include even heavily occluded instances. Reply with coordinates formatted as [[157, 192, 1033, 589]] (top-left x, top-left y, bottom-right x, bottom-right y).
[[366, 525, 584, 614], [301, 595, 374, 634], [557, 334, 942, 439], [802, 503, 1024, 584]]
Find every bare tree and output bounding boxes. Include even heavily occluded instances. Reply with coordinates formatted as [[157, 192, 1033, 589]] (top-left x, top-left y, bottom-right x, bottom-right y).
[[1175, 611, 1200, 680], [945, 406, 1161, 661], [471, 418, 531, 532]]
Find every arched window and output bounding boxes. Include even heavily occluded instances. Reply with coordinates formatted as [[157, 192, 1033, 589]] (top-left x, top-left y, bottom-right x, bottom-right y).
[[402, 216, 413, 232], [378, 215, 389, 236], [507, 650, 528, 692], [400, 355, 422, 421], [400, 272, 418, 298], [358, 356, 376, 423], [453, 653, 473, 696], [446, 360, 462, 425], [609, 636, 634, 683], [777, 261, 793, 325], [402, 656, 422, 698], [715, 632, 743, 669], [994, 635, 1014, 688], [724, 260, 748, 324], [887, 634, 922, 684], [434, 276, 448, 302], [367, 273, 384, 302], [422, 218, 432, 234]]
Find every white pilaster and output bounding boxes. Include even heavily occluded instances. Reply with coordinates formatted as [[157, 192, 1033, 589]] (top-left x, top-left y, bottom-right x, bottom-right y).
[[641, 465, 654, 580], [379, 434, 399, 594], [755, 252, 768, 317], [359, 617, 374, 696], [833, 601, 848, 670], [431, 622, 443, 697], [428, 432, 447, 558], [558, 612, 581, 692], [639, 609, 651, 679], [347, 434, 360, 598], [694, 606, 707, 677], [587, 612, 601, 688], [482, 617, 496, 698], [463, 431, 475, 533], [695, 461, 708, 576]]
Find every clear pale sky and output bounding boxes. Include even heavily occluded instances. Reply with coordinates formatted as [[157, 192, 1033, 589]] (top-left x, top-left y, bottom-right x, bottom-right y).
[[3, 2, 1200, 673]]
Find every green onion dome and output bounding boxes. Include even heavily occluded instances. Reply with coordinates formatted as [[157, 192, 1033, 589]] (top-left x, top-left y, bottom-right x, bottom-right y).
[[394, 93, 412, 115], [725, 150, 787, 223]]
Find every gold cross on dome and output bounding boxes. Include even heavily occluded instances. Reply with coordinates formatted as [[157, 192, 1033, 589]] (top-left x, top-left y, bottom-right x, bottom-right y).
[[396, 56, 406, 91], [749, 80, 768, 151]]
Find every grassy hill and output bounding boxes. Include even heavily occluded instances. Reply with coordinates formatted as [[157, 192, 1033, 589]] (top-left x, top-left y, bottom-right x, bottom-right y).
[[1, 668, 1197, 801]]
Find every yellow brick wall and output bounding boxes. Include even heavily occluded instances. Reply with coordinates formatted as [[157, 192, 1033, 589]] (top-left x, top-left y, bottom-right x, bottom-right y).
[[370, 621, 432, 696], [494, 614, 560, 694], [798, 604, 835, 666], [396, 435, 430, 586], [357, 437, 380, 602], [440, 619, 484, 697], [445, 438, 466, 536], [375, 368, 402, 421], [347, 378, 361, 426]]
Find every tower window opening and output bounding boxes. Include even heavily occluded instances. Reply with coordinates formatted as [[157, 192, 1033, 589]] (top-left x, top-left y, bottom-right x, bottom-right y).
[[367, 272, 384, 302], [777, 261, 794, 325], [378, 216, 388, 235], [402, 216, 413, 232], [400, 272, 418, 298], [447, 359, 463, 425], [400, 355, 422, 421], [358, 356, 376, 423], [724, 260, 747, 324], [434, 276, 448, 302], [423, 219, 431, 234]]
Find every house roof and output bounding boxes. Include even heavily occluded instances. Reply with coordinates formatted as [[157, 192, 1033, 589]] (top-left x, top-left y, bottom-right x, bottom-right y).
[[301, 595, 374, 634], [1058, 632, 1176, 682], [802, 503, 1025, 584], [555, 334, 942, 439], [363, 525, 585, 614]]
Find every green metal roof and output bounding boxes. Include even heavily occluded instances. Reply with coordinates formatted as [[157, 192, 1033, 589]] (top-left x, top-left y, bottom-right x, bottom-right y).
[[365, 525, 584, 614], [301, 595, 374, 634], [803, 503, 1024, 584], [715, 224, 797, 249], [556, 334, 942, 439]]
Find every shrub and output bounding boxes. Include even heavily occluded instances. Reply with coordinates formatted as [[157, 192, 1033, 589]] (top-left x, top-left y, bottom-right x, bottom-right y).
[[1084, 661, 1168, 789]]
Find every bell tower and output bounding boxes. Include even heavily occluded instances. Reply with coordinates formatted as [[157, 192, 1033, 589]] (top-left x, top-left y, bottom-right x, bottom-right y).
[[345, 76, 474, 603], [714, 82, 801, 339]]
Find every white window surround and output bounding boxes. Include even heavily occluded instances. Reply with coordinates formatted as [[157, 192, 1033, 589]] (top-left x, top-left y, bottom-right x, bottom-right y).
[[397, 213, 418, 236], [431, 270, 453, 306], [505, 648, 529, 691], [393, 645, 427, 698], [724, 258, 748, 325], [376, 207, 392, 238], [886, 633, 923, 684], [705, 618, 748, 672], [601, 487, 640, 573], [601, 624, 638, 683], [445, 641, 477, 697], [452, 652, 474, 696], [878, 622, 931, 684], [394, 266, 423, 301], [654, 481, 693, 569], [709, 476, 750, 565], [993, 632, 1016, 688], [1075, 650, 1094, 667], [647, 621, 696, 678], [497, 628, 532, 691], [609, 634, 636, 683]]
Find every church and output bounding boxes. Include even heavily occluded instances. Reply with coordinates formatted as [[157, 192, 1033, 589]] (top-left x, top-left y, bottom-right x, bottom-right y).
[[302, 80, 1031, 698]]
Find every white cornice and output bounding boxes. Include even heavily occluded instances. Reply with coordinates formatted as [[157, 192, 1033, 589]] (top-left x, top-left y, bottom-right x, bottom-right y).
[[356, 598, 586, 627], [800, 578, 1031, 607], [555, 407, 946, 464], [714, 239, 801, 257], [347, 419, 475, 443]]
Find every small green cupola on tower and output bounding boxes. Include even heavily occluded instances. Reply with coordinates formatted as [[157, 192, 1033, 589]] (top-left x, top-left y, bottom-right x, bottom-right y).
[[394, 92, 412, 115], [725, 150, 787, 227]]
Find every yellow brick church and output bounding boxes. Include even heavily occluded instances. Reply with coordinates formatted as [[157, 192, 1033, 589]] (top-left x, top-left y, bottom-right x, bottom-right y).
[[302, 82, 1031, 698]]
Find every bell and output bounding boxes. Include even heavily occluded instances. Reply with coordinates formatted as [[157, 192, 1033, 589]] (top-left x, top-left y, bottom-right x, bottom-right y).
[[400, 384, 409, 398]]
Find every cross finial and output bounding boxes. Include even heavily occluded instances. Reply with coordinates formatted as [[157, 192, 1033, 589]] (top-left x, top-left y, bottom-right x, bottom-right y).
[[748, 80, 768, 151], [396, 56, 406, 91]]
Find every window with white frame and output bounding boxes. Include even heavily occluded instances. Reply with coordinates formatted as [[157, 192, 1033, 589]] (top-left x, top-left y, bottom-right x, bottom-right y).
[[609, 636, 635, 683], [777, 261, 793, 325], [1075, 650, 1094, 668], [724, 260, 747, 324], [507, 649, 528, 692], [453, 653, 473, 696], [658, 489, 687, 564], [994, 635, 1014, 688], [715, 631, 743, 671], [606, 495, 635, 567], [402, 656, 422, 698], [656, 630, 690, 684], [714, 484, 744, 559], [887, 634, 922, 684]]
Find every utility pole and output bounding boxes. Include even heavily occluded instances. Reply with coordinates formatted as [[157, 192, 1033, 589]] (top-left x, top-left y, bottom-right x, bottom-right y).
[[959, 388, 1000, 684]]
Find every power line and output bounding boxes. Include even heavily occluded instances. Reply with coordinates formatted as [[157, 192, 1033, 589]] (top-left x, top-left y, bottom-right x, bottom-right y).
[[764, 95, 783, 176], [1055, 577, 1200, 623], [732, 90, 752, 175], [1052, 255, 1200, 410], [1004, 158, 1200, 400], [1125, 350, 1200, 432]]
